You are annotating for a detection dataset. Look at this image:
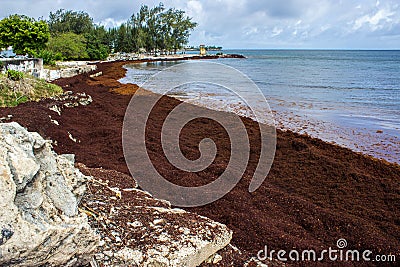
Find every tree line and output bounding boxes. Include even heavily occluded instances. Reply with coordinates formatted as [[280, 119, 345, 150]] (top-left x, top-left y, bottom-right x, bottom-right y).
[[0, 3, 197, 64]]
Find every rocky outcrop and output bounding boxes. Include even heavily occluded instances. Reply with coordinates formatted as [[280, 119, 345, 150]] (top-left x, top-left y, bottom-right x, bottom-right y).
[[78, 165, 233, 267], [0, 122, 233, 266], [0, 122, 99, 266]]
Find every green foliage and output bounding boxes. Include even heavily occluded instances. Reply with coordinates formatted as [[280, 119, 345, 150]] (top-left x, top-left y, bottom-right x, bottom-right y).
[[160, 4, 197, 53], [0, 5, 196, 61], [7, 69, 24, 81], [0, 89, 28, 107], [48, 9, 94, 35], [0, 14, 50, 56], [84, 26, 110, 60], [35, 49, 63, 65], [108, 3, 197, 54], [47, 9, 110, 60], [47, 32, 88, 60], [113, 23, 133, 53]]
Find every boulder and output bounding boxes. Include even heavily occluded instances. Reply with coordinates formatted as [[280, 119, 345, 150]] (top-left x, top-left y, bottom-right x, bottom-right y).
[[0, 122, 99, 266], [78, 165, 233, 267]]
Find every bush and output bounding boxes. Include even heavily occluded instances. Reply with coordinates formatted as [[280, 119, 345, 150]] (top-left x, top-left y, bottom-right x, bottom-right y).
[[0, 14, 50, 56], [36, 49, 63, 65], [86, 44, 109, 60], [7, 69, 24, 81], [47, 32, 88, 60]]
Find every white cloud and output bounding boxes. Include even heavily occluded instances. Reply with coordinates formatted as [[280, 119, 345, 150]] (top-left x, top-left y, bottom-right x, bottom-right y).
[[320, 24, 331, 32], [99, 18, 125, 28], [353, 8, 395, 31], [271, 27, 283, 37], [186, 0, 203, 18], [245, 27, 259, 36]]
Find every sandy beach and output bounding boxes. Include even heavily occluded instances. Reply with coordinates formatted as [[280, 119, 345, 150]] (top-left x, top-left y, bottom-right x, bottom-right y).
[[1, 59, 399, 266]]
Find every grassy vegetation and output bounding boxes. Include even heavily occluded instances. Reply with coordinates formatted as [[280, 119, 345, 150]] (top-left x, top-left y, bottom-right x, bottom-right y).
[[30, 78, 63, 100], [0, 72, 63, 107], [0, 87, 28, 107], [7, 69, 24, 81]]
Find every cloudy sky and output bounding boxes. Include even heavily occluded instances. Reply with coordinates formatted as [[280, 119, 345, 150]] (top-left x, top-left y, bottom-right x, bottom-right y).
[[1, 0, 399, 49]]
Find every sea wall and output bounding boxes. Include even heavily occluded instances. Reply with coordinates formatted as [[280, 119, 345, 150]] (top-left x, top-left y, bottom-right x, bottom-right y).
[[0, 59, 97, 81], [0, 58, 43, 78], [40, 64, 97, 81]]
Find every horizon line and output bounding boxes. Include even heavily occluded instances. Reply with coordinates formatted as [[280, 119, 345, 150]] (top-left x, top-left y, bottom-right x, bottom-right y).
[[211, 48, 400, 51]]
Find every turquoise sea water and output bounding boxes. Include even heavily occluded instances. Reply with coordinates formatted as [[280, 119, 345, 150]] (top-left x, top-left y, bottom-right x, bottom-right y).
[[121, 50, 400, 163]]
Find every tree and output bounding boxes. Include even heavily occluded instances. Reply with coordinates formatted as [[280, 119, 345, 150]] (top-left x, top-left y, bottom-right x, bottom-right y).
[[145, 4, 165, 54], [48, 9, 111, 60], [126, 3, 197, 54], [48, 9, 94, 35], [130, 5, 152, 53], [115, 23, 133, 53], [107, 27, 118, 52], [168, 9, 197, 53], [85, 26, 110, 60], [158, 8, 197, 54], [0, 14, 50, 56], [47, 32, 88, 60]]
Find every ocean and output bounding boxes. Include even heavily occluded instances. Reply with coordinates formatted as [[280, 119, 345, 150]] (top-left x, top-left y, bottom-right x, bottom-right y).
[[120, 50, 400, 163]]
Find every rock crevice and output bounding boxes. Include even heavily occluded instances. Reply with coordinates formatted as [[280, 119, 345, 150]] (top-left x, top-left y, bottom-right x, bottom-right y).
[[0, 122, 99, 266]]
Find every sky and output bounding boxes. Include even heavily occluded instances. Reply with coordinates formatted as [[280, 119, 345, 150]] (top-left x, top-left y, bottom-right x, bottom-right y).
[[1, 0, 399, 49]]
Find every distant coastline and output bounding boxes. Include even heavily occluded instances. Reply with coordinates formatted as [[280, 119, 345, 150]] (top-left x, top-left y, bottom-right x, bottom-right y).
[[185, 45, 223, 51]]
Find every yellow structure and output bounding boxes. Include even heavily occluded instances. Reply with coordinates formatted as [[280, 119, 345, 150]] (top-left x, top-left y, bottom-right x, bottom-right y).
[[199, 45, 206, 55]]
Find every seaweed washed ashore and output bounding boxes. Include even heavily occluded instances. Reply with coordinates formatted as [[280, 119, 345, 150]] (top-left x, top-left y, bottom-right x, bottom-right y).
[[0, 58, 399, 266]]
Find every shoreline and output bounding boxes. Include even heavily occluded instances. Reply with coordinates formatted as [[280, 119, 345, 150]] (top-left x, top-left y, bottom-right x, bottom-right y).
[[120, 60, 399, 165], [0, 59, 399, 265]]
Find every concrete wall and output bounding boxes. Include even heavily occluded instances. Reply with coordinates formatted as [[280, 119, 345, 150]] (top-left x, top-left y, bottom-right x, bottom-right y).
[[0, 59, 97, 81], [40, 64, 97, 81], [0, 58, 43, 78]]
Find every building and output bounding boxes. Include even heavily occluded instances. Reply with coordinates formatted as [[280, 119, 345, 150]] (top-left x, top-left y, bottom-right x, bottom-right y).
[[199, 45, 207, 55]]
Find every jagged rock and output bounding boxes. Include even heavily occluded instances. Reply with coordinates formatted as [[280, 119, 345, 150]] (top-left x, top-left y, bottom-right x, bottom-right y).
[[0, 122, 99, 266], [90, 71, 103, 78], [204, 253, 222, 264], [78, 165, 233, 267]]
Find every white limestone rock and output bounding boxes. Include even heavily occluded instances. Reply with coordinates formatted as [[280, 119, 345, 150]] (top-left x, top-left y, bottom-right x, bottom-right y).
[[0, 122, 99, 266]]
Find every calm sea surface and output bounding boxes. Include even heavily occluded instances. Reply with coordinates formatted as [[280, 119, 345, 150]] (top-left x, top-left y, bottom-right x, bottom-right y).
[[121, 50, 400, 163]]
